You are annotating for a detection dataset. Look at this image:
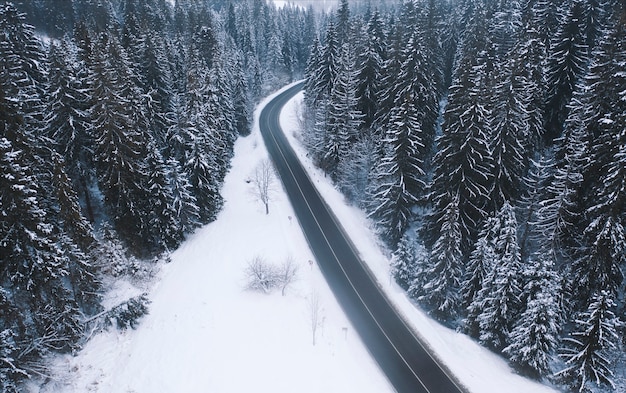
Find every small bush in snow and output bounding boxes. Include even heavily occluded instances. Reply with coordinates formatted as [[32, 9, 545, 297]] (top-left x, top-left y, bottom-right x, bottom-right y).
[[244, 256, 279, 293], [244, 256, 298, 295]]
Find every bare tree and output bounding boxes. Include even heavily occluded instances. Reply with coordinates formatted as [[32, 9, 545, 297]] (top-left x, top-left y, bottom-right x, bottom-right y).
[[244, 256, 278, 293], [308, 290, 323, 346], [252, 159, 275, 214], [278, 256, 299, 296]]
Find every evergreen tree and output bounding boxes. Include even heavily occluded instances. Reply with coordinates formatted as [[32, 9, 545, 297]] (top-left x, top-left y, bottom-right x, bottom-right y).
[[354, 11, 385, 131], [544, 0, 589, 142], [570, 6, 626, 306], [166, 157, 201, 235], [50, 153, 101, 311], [368, 83, 427, 246], [390, 230, 420, 291], [421, 193, 463, 319], [232, 54, 251, 136], [181, 58, 224, 224], [45, 40, 93, 174], [488, 51, 531, 210], [504, 254, 560, 379], [143, 142, 182, 251], [467, 202, 523, 351], [463, 213, 501, 337], [337, 133, 377, 208], [322, 43, 362, 178], [304, 37, 323, 108], [88, 33, 154, 254], [556, 291, 620, 392], [312, 21, 340, 106], [336, 0, 351, 45]]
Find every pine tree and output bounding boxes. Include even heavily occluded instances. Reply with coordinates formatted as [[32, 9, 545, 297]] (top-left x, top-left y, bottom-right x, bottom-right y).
[[322, 43, 362, 178], [569, 6, 626, 306], [367, 84, 427, 246], [50, 153, 101, 310], [178, 59, 224, 224], [137, 33, 176, 148], [304, 37, 323, 108], [504, 254, 560, 379], [45, 40, 94, 175], [421, 193, 463, 319], [556, 291, 620, 392], [518, 0, 550, 150], [0, 136, 85, 358], [232, 54, 251, 136], [467, 202, 523, 351], [488, 51, 531, 210], [463, 212, 502, 337], [336, 0, 351, 46], [463, 235, 498, 338], [336, 133, 377, 208], [312, 21, 340, 106], [391, 230, 419, 291], [166, 157, 201, 235], [425, 7, 494, 255], [143, 142, 182, 251], [544, 0, 589, 142], [355, 11, 385, 130], [88, 33, 154, 254]]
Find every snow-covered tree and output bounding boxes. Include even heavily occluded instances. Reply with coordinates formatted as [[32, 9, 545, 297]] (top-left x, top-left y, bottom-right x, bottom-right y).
[[390, 230, 420, 291], [544, 0, 589, 142], [504, 254, 560, 379], [321, 43, 362, 177], [354, 11, 385, 130], [425, 38, 493, 255], [367, 89, 427, 246], [569, 5, 626, 307], [488, 52, 531, 210], [336, 132, 377, 207], [467, 202, 523, 351], [421, 193, 463, 319], [556, 291, 620, 392]]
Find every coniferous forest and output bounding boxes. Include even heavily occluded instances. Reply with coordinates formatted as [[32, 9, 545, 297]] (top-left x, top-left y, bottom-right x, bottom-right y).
[[1, 0, 625, 392], [303, 0, 625, 391], [0, 0, 312, 390]]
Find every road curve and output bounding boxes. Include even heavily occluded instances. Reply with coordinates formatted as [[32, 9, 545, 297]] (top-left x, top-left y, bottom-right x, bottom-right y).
[[259, 82, 466, 393]]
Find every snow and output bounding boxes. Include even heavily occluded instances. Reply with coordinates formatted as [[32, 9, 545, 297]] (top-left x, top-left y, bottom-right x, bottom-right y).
[[35, 82, 560, 393]]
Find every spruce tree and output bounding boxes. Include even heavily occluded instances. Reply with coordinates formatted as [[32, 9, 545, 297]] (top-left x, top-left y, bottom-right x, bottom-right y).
[[425, 18, 494, 255], [504, 254, 560, 379], [467, 202, 523, 351], [488, 51, 531, 210], [355, 11, 385, 130], [556, 291, 620, 392], [421, 193, 463, 319], [88, 33, 154, 254], [322, 43, 362, 178], [544, 0, 589, 142], [570, 6, 626, 306], [367, 85, 427, 246]]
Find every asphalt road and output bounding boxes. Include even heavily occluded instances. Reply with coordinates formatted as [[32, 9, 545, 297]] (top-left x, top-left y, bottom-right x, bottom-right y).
[[259, 82, 466, 393]]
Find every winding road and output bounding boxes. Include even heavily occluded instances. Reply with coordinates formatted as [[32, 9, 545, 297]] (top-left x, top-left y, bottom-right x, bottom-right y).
[[259, 82, 466, 393]]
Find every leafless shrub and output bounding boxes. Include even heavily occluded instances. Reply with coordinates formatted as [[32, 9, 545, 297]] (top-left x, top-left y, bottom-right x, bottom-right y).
[[244, 256, 279, 293], [244, 255, 299, 295]]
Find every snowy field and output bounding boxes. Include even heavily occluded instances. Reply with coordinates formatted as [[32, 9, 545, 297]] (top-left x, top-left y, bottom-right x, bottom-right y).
[[33, 83, 560, 393]]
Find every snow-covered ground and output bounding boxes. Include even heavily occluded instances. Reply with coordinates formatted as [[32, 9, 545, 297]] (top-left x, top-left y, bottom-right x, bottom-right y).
[[34, 83, 560, 393]]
